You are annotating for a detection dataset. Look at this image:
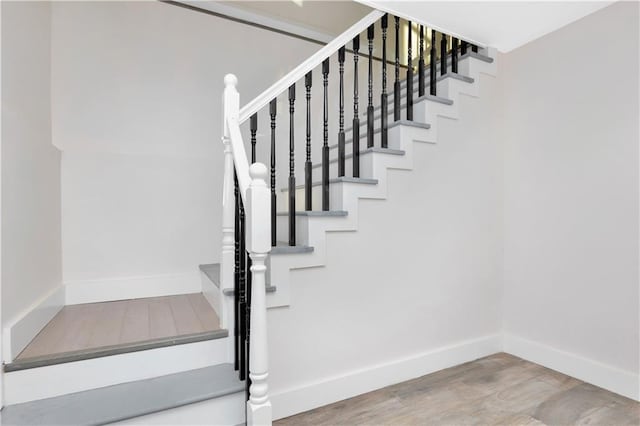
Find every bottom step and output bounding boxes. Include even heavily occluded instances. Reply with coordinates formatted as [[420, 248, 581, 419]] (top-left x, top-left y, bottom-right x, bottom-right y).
[[1, 364, 244, 426]]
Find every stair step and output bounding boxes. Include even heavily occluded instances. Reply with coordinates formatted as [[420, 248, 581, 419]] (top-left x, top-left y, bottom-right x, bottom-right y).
[[200, 263, 276, 294], [199, 263, 221, 288], [276, 210, 348, 217], [385, 72, 472, 109], [338, 120, 431, 147], [344, 93, 452, 135], [223, 285, 276, 296], [271, 242, 314, 255], [312, 147, 405, 169], [4, 329, 228, 372], [1, 363, 243, 426], [396, 50, 491, 92], [280, 177, 378, 193]]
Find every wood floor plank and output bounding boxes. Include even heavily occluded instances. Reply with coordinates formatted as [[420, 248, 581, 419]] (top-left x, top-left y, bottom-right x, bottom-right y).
[[87, 300, 127, 348], [16, 307, 78, 359], [168, 294, 204, 335], [275, 354, 640, 426], [52, 304, 102, 353], [119, 298, 150, 344], [148, 297, 178, 339], [15, 294, 219, 361], [187, 293, 220, 331]]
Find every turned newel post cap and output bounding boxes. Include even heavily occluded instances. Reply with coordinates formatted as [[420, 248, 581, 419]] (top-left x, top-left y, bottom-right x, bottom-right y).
[[249, 163, 268, 183], [224, 74, 238, 88]]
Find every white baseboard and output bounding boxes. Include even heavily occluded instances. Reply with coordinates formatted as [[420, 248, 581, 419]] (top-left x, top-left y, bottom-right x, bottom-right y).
[[3, 337, 229, 405], [503, 334, 639, 401], [271, 334, 502, 420], [2, 285, 65, 362], [65, 271, 201, 305]]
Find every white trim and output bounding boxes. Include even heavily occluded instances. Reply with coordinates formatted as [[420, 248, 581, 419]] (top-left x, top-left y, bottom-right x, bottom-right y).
[[355, 0, 487, 49], [200, 271, 222, 325], [177, 1, 334, 44], [3, 337, 228, 404], [65, 271, 201, 305], [111, 391, 245, 426], [2, 285, 65, 362], [503, 334, 640, 401], [238, 9, 385, 124], [271, 334, 502, 420]]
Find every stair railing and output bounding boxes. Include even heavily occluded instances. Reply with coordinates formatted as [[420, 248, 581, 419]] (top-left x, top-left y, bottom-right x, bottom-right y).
[[222, 9, 484, 425]]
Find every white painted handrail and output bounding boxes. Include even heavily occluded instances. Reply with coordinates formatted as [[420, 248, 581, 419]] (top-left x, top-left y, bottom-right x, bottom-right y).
[[222, 73, 273, 425], [238, 9, 384, 124], [223, 74, 251, 203]]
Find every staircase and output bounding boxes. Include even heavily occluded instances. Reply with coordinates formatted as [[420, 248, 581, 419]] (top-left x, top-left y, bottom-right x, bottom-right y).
[[213, 8, 498, 425], [1, 8, 497, 426]]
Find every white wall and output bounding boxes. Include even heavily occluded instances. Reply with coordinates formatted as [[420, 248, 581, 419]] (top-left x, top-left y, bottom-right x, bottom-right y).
[[1, 1, 63, 358], [502, 1, 639, 399], [50, 1, 323, 302], [268, 68, 505, 418]]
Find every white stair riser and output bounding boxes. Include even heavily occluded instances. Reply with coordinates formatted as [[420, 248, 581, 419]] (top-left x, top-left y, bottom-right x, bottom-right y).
[[4, 338, 229, 405], [266, 53, 497, 311], [309, 149, 403, 183], [112, 391, 246, 426]]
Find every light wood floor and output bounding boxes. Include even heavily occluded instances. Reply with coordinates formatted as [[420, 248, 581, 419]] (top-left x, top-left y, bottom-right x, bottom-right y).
[[276, 353, 640, 426], [16, 293, 220, 360]]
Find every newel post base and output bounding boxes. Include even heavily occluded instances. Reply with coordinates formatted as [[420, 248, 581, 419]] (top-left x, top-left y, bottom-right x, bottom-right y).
[[245, 163, 272, 426]]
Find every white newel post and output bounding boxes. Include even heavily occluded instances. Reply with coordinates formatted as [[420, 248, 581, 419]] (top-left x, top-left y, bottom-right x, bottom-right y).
[[245, 163, 272, 426], [220, 74, 239, 331]]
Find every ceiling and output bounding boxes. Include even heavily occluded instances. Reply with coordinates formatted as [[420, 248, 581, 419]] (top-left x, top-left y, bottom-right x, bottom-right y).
[[218, 1, 372, 37], [356, 1, 615, 52]]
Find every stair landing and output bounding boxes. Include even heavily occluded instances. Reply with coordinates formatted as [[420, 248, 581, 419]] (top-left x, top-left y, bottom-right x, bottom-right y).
[[6, 293, 227, 372]]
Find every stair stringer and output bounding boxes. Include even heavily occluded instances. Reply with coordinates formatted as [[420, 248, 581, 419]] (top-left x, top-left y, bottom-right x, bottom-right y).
[[267, 124, 434, 309], [263, 50, 499, 310]]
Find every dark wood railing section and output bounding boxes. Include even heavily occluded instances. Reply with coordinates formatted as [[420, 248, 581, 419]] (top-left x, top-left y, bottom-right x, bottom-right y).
[[288, 84, 296, 246], [440, 34, 448, 76], [322, 58, 330, 211], [380, 14, 388, 148], [394, 16, 400, 121], [406, 21, 413, 121], [419, 25, 425, 97], [452, 37, 459, 74], [367, 24, 374, 148], [430, 29, 437, 96], [353, 35, 360, 178], [269, 99, 276, 247], [233, 13, 484, 387], [305, 72, 312, 211], [338, 47, 346, 176]]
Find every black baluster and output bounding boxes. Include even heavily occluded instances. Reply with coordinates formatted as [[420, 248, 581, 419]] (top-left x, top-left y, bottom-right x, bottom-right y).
[[353, 35, 360, 178], [440, 34, 448, 76], [288, 84, 296, 246], [250, 113, 257, 163], [233, 172, 240, 372], [305, 71, 312, 211], [394, 16, 401, 122], [244, 242, 251, 396], [338, 46, 346, 176], [381, 14, 388, 148], [238, 193, 246, 381], [367, 24, 374, 148], [418, 25, 425, 97], [452, 37, 459, 74], [269, 99, 277, 247], [430, 29, 437, 96], [472, 44, 478, 53], [461, 40, 468, 55], [406, 21, 413, 121], [322, 58, 330, 211]]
